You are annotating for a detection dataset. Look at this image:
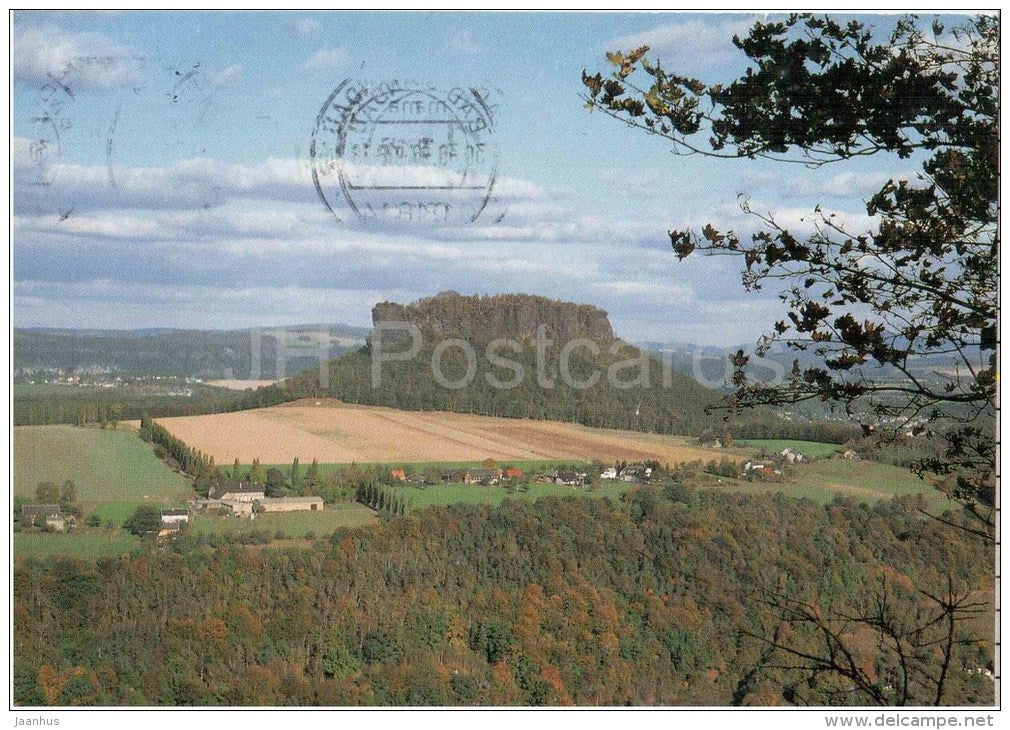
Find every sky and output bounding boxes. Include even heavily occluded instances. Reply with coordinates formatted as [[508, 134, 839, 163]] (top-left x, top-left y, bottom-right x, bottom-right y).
[[12, 10, 946, 346]]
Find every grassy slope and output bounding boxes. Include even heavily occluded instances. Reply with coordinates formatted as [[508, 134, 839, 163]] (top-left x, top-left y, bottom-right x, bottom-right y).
[[14, 425, 191, 559], [718, 459, 948, 510], [14, 425, 191, 502], [14, 532, 141, 559]]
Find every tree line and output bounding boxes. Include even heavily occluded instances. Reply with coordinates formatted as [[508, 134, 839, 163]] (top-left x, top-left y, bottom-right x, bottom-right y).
[[139, 416, 217, 497]]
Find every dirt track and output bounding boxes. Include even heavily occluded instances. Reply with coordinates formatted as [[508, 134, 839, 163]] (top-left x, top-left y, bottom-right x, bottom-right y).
[[153, 399, 736, 465]]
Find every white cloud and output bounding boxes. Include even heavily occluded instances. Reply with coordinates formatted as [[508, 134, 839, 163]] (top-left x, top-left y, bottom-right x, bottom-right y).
[[13, 152, 315, 214], [207, 63, 242, 86], [595, 279, 695, 303], [13, 23, 145, 89], [13, 279, 391, 331], [286, 18, 321, 38], [445, 30, 481, 54], [301, 46, 351, 71], [743, 169, 919, 200], [605, 16, 760, 68]]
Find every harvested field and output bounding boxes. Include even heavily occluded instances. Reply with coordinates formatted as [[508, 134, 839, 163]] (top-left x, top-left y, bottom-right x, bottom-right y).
[[151, 398, 741, 465], [205, 379, 279, 391]]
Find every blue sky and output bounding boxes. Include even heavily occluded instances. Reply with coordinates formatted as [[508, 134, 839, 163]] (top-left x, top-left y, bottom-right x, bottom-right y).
[[13, 10, 940, 345]]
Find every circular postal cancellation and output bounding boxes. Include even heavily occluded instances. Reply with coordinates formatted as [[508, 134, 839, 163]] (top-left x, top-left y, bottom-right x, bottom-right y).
[[310, 79, 501, 226]]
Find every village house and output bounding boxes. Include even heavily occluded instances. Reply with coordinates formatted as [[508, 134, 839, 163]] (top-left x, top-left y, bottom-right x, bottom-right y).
[[441, 468, 469, 484], [390, 469, 407, 482], [600, 467, 618, 480], [441, 468, 502, 485], [503, 467, 524, 480], [254, 496, 324, 513], [743, 461, 780, 479], [224, 500, 255, 516], [466, 468, 502, 485], [209, 482, 266, 502], [189, 498, 254, 517], [21, 504, 65, 531], [620, 465, 653, 483], [158, 511, 189, 539], [553, 470, 586, 486]]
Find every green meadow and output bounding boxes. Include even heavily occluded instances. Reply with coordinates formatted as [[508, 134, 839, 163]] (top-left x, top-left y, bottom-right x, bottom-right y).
[[14, 424, 191, 502], [13, 426, 951, 561], [189, 502, 378, 538], [14, 531, 142, 560], [394, 480, 630, 509]]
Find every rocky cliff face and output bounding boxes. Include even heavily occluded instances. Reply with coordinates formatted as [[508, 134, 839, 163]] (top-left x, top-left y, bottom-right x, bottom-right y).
[[372, 292, 615, 342]]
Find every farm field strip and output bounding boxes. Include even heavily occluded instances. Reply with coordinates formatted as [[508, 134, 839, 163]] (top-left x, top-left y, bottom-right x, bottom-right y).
[[153, 399, 747, 465]]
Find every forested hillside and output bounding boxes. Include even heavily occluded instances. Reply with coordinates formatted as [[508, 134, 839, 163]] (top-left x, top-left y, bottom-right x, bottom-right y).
[[15, 324, 367, 379], [373, 291, 615, 341], [14, 493, 992, 706]]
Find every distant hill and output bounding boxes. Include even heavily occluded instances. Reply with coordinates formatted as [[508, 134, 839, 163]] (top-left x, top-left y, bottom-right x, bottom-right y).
[[287, 292, 857, 441], [14, 324, 369, 379], [638, 338, 970, 386], [15, 296, 866, 441]]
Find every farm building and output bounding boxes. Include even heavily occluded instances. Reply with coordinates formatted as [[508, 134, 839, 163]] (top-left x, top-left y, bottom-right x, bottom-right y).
[[22, 504, 65, 531], [600, 467, 618, 480], [390, 468, 407, 481], [503, 467, 524, 479], [161, 508, 189, 525], [158, 513, 188, 538], [254, 496, 324, 513], [210, 482, 266, 502], [441, 468, 502, 485], [620, 465, 652, 483], [466, 468, 502, 485], [743, 461, 781, 479], [780, 448, 805, 463], [553, 471, 586, 486], [190, 498, 254, 517]]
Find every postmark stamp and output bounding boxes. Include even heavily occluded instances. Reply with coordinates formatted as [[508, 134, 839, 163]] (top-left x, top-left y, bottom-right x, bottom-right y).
[[310, 79, 500, 225]]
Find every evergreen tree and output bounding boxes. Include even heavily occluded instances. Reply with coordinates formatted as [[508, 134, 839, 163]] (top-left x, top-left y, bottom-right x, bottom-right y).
[[248, 458, 265, 484], [59, 480, 76, 507], [35, 481, 59, 504]]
